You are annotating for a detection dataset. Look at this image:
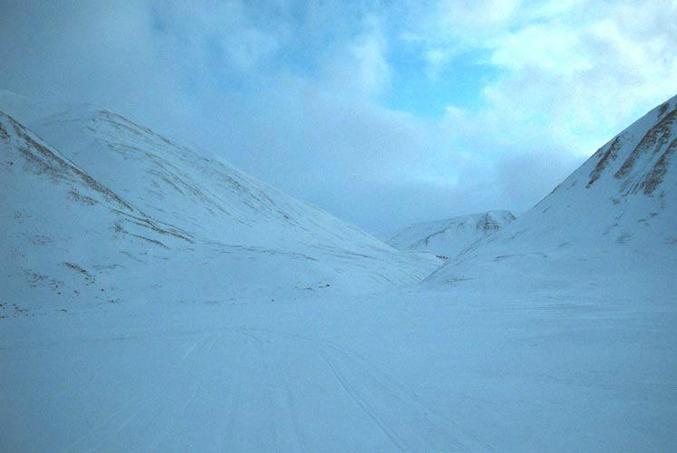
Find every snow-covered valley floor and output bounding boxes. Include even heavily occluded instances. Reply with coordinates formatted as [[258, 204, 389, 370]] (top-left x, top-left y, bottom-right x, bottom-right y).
[[2, 286, 675, 452]]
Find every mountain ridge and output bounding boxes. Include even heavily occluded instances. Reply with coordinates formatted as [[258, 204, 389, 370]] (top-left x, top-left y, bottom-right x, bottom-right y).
[[388, 210, 515, 258], [0, 96, 440, 309], [426, 93, 677, 295]]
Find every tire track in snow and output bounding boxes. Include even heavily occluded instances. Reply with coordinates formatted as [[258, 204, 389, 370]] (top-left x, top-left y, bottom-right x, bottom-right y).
[[241, 326, 487, 451], [321, 343, 491, 451], [283, 378, 309, 453], [147, 332, 220, 451], [237, 328, 310, 452], [319, 350, 407, 451]]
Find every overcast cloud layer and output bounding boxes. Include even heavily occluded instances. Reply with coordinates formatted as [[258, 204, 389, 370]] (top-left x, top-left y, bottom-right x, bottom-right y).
[[1, 0, 675, 236]]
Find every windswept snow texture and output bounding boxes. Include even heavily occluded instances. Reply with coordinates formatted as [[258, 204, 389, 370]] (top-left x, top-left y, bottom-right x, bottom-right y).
[[427, 94, 677, 296], [389, 210, 515, 258], [0, 99, 439, 307]]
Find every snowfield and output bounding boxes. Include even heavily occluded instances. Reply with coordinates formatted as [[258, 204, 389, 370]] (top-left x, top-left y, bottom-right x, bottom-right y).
[[1, 92, 676, 451], [2, 288, 675, 451]]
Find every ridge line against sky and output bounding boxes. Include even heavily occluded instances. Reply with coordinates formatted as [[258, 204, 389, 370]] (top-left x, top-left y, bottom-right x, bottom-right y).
[[1, 0, 675, 235]]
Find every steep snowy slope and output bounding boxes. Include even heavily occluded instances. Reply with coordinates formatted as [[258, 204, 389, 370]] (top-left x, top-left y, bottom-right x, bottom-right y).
[[0, 112, 191, 306], [388, 210, 515, 258], [0, 98, 439, 309], [33, 107, 379, 249], [427, 94, 677, 295]]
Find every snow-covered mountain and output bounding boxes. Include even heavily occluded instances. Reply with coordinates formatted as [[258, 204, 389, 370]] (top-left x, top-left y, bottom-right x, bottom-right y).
[[388, 210, 515, 258], [3, 92, 676, 453], [426, 94, 677, 296], [0, 94, 439, 308]]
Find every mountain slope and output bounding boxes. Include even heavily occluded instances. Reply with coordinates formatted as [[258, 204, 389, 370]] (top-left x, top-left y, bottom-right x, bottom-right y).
[[426, 94, 677, 296], [0, 111, 191, 306], [33, 107, 379, 249], [388, 210, 515, 258], [1, 99, 439, 309]]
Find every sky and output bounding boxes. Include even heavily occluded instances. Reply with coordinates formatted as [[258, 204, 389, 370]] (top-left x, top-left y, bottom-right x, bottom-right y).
[[0, 0, 675, 236]]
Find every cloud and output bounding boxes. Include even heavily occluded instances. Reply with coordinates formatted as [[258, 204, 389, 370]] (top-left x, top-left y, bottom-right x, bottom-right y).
[[437, 0, 521, 34], [0, 0, 675, 237], [322, 18, 392, 98], [416, 0, 677, 153]]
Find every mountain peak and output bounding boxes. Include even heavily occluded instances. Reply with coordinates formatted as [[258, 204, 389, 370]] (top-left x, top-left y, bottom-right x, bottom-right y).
[[388, 210, 516, 258], [555, 94, 676, 199]]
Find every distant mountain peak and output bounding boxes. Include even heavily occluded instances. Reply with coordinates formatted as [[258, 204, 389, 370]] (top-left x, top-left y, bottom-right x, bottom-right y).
[[388, 210, 516, 258]]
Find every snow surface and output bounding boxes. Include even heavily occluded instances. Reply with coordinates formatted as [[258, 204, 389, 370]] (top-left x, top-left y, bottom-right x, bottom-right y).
[[1, 92, 676, 451], [1, 289, 675, 451], [388, 210, 515, 258]]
